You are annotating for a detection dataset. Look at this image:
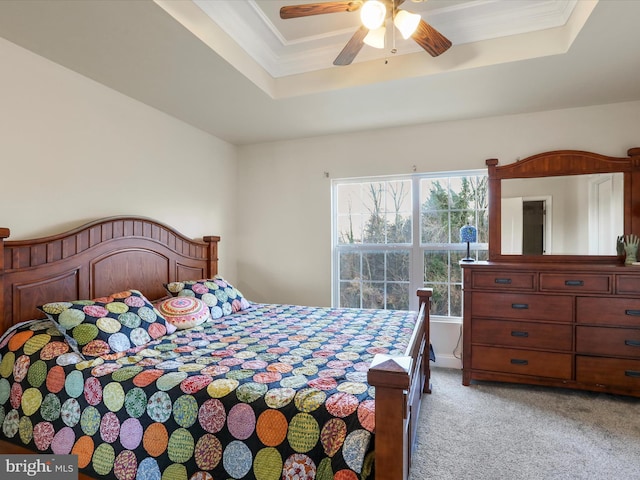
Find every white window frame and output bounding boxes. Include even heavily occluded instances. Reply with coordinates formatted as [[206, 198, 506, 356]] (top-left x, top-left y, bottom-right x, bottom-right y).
[[331, 169, 488, 316]]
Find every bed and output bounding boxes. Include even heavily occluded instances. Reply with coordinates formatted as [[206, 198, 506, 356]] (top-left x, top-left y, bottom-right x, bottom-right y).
[[0, 216, 432, 480]]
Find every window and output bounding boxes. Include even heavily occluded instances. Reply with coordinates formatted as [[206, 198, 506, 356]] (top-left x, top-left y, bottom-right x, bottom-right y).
[[332, 171, 488, 317]]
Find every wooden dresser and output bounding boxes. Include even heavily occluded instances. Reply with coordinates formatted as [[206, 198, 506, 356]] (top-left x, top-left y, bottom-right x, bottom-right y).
[[462, 146, 640, 396], [462, 262, 640, 396]]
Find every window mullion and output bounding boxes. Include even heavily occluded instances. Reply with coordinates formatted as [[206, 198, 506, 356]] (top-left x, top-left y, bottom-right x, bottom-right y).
[[411, 176, 423, 312]]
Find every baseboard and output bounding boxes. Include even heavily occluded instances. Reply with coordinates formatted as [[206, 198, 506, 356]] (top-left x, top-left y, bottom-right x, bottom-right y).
[[432, 353, 462, 369]]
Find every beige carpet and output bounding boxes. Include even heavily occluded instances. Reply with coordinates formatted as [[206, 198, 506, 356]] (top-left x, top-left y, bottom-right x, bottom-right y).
[[409, 367, 640, 480]]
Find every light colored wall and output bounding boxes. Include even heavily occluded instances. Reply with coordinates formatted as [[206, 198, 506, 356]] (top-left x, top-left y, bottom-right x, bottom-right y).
[[503, 176, 577, 254], [0, 37, 239, 280], [237, 100, 640, 367]]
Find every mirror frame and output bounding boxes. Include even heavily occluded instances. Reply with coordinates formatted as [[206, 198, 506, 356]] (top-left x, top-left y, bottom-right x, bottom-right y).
[[487, 147, 640, 263]]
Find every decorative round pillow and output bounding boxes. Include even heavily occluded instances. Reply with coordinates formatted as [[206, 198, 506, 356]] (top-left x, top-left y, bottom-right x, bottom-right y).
[[156, 297, 210, 330]]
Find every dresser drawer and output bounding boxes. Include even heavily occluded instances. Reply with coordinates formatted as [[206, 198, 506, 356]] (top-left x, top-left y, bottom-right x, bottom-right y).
[[576, 326, 640, 358], [471, 292, 573, 322], [576, 356, 640, 390], [617, 275, 640, 295], [470, 271, 535, 291], [576, 297, 640, 326], [540, 273, 611, 293], [472, 319, 572, 351], [471, 346, 572, 379]]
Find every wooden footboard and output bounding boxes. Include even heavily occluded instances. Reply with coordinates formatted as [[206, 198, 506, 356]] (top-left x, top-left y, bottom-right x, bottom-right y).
[[368, 288, 432, 480]]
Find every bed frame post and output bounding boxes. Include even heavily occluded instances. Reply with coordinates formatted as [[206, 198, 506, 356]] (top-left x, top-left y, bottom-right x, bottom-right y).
[[368, 288, 432, 480], [0, 228, 9, 332], [368, 354, 412, 480], [202, 235, 220, 277], [417, 288, 432, 393]]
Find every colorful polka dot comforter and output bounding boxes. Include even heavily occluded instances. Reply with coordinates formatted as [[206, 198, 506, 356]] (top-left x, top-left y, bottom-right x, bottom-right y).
[[0, 303, 418, 480]]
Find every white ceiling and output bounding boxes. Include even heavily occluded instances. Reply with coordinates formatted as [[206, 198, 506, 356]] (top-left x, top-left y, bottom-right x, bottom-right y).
[[1, 0, 639, 146], [185, 0, 582, 81]]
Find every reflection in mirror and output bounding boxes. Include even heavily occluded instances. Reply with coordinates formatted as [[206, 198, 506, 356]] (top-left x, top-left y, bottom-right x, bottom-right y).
[[501, 173, 624, 255]]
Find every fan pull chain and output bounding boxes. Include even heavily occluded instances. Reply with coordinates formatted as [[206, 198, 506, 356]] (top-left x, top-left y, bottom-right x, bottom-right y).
[[391, 0, 397, 54]]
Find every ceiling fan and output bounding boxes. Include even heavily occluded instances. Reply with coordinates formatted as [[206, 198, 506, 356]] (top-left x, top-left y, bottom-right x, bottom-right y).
[[280, 0, 452, 66]]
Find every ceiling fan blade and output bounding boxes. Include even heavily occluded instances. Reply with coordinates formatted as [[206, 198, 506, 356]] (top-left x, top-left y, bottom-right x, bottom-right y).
[[280, 1, 362, 19], [333, 26, 368, 66], [411, 19, 452, 57]]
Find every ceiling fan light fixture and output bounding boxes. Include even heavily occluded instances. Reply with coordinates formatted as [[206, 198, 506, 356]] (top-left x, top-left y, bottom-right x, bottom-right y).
[[363, 26, 386, 49], [280, 0, 452, 65], [394, 10, 421, 39], [360, 1, 386, 30]]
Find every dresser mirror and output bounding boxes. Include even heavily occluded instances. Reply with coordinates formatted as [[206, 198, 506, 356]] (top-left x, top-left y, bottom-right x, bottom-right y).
[[487, 148, 640, 263], [501, 173, 624, 255]]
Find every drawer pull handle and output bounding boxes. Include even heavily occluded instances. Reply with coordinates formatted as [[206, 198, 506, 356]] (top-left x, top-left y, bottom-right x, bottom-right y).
[[510, 359, 528, 365], [564, 280, 584, 286], [625, 310, 640, 317], [624, 339, 640, 347], [511, 303, 529, 309], [511, 331, 529, 338], [495, 278, 512, 284], [625, 370, 640, 378]]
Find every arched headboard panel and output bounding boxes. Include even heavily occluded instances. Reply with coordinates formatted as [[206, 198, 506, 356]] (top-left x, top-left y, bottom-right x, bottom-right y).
[[0, 216, 220, 333], [91, 248, 171, 300]]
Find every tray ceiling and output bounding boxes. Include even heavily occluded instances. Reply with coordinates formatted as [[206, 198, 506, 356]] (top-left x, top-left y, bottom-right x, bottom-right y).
[[1, 0, 640, 145], [159, 0, 590, 98]]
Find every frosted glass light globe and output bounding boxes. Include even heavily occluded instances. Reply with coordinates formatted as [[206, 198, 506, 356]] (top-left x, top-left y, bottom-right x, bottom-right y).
[[360, 1, 386, 30]]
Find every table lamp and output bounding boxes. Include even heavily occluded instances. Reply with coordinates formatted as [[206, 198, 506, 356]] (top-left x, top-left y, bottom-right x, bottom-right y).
[[460, 224, 477, 262]]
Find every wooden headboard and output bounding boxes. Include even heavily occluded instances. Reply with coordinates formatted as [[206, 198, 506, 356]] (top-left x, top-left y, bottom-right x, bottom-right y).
[[0, 216, 219, 334]]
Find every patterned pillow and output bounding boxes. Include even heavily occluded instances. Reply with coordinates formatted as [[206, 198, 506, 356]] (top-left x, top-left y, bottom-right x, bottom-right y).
[[164, 276, 250, 319], [39, 290, 172, 357], [156, 297, 211, 330]]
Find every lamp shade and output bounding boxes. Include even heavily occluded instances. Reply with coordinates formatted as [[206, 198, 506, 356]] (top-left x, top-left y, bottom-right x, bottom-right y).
[[364, 26, 386, 49], [360, 1, 386, 30], [460, 225, 477, 243], [394, 10, 421, 39]]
